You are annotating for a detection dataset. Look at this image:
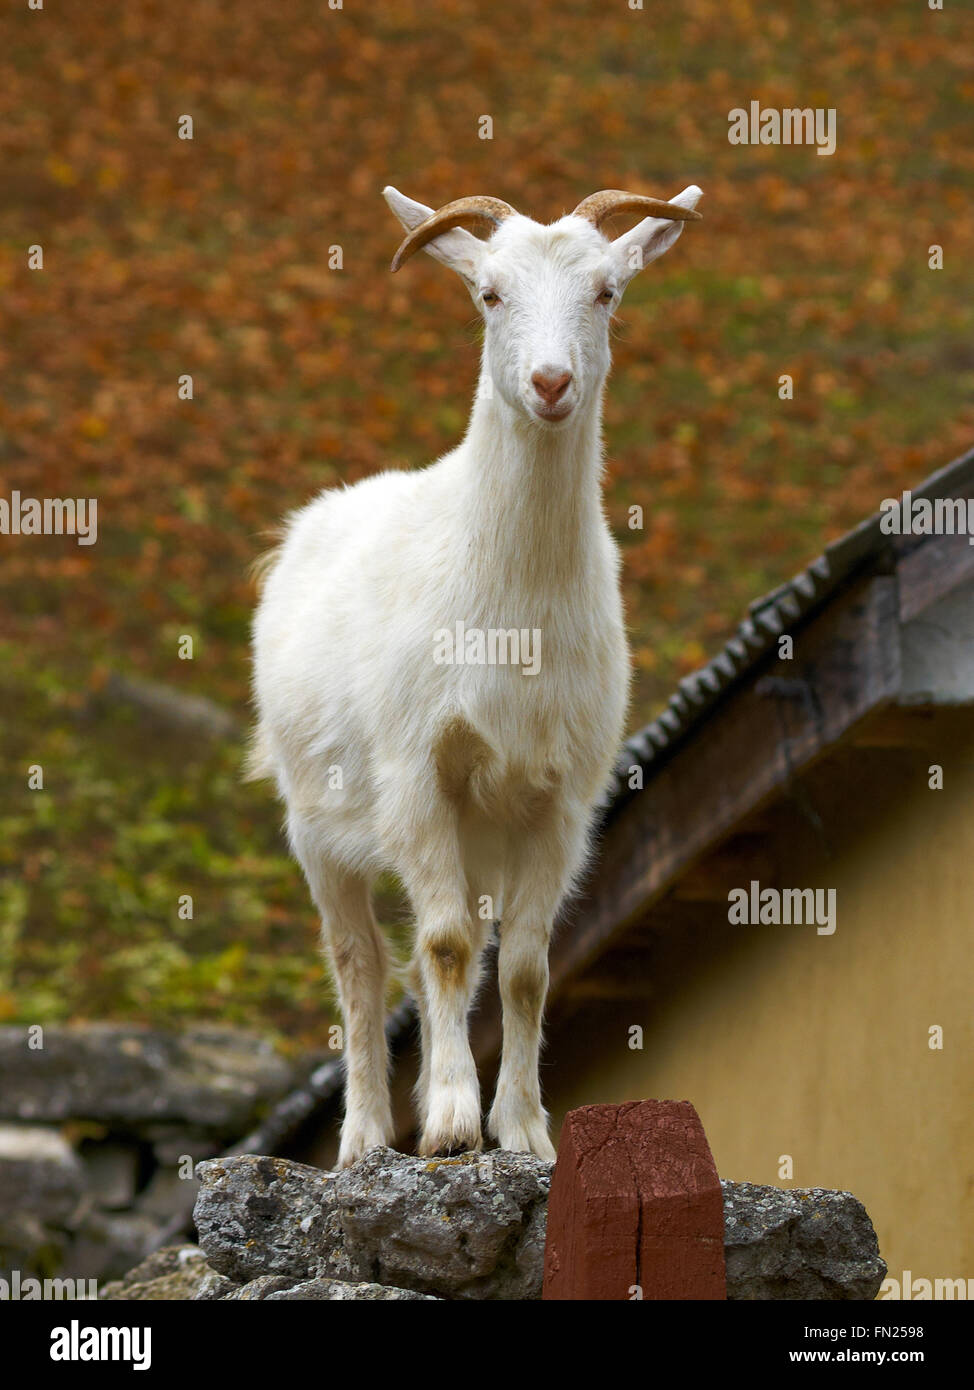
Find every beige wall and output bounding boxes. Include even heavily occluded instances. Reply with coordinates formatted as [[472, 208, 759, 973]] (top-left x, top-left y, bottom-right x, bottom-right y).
[[547, 744, 974, 1292]]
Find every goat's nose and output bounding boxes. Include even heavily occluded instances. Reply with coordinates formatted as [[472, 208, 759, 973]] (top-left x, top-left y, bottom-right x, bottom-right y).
[[531, 368, 573, 406]]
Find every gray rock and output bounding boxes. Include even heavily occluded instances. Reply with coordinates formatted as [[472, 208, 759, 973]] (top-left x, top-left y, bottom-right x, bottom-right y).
[[135, 1165, 200, 1223], [194, 1271, 240, 1300], [265, 1278, 438, 1301], [0, 1025, 293, 1137], [68, 1210, 165, 1283], [195, 1272, 437, 1301], [722, 1180, 887, 1299], [193, 1147, 552, 1300], [106, 1248, 437, 1302], [0, 1211, 67, 1279], [217, 1274, 301, 1299], [103, 1268, 207, 1300], [193, 1152, 885, 1302], [102, 1242, 207, 1287], [333, 1148, 552, 1300], [100, 1243, 215, 1300], [193, 1154, 346, 1285], [79, 1142, 140, 1210], [143, 1125, 221, 1167], [0, 1124, 87, 1226], [93, 672, 239, 742]]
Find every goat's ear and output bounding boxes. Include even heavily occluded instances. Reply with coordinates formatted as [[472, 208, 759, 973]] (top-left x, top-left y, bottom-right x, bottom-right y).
[[609, 185, 703, 288], [382, 186, 486, 286]]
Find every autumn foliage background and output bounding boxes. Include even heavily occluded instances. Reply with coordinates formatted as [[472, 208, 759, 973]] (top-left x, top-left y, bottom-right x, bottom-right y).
[[1, 0, 972, 1045]]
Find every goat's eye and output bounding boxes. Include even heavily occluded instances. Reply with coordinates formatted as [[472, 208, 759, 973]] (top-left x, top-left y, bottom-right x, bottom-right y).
[[597, 288, 615, 305], [482, 290, 501, 306]]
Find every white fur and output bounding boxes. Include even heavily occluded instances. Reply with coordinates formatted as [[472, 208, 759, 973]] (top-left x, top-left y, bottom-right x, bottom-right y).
[[249, 182, 703, 1166]]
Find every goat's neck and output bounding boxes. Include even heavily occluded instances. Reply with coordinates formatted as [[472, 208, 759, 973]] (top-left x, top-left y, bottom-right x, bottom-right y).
[[448, 377, 606, 599]]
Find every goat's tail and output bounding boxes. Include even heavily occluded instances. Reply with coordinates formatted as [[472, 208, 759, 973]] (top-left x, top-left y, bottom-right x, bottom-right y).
[[244, 531, 285, 783], [249, 528, 285, 594], [242, 722, 274, 783]]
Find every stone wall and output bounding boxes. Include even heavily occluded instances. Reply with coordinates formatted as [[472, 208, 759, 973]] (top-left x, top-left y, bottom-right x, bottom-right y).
[[101, 1148, 887, 1301], [0, 1024, 296, 1281]]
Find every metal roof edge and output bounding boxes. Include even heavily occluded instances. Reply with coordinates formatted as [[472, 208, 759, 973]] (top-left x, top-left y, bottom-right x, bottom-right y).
[[604, 443, 974, 811]]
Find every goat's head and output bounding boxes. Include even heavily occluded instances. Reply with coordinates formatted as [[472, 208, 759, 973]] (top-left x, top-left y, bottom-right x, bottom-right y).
[[384, 184, 702, 427]]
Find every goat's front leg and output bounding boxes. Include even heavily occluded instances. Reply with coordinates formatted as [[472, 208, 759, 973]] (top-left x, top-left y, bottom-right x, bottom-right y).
[[399, 808, 485, 1156], [487, 822, 584, 1160]]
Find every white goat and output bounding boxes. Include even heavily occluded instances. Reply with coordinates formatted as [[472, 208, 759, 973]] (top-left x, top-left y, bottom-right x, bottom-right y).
[[249, 183, 703, 1166]]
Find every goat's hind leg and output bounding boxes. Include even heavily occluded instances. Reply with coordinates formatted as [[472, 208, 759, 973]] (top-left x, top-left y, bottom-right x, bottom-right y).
[[291, 821, 393, 1168]]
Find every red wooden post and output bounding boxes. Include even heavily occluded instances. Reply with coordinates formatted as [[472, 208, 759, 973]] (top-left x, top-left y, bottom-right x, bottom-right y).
[[542, 1100, 726, 1300]]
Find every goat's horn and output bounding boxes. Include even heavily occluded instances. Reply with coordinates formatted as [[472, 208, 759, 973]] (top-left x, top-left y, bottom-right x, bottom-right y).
[[390, 196, 517, 272], [571, 190, 702, 229]]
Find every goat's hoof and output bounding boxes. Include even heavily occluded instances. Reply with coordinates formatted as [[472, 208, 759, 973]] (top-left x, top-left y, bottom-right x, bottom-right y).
[[486, 1108, 556, 1162], [337, 1120, 395, 1169], [418, 1129, 483, 1158], [418, 1089, 483, 1158], [426, 1141, 482, 1159]]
